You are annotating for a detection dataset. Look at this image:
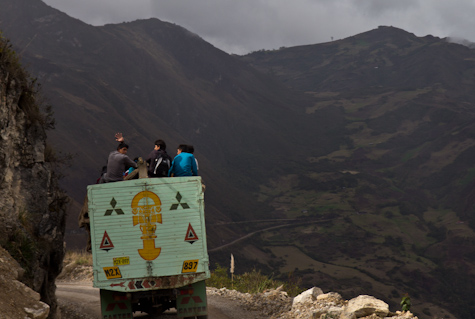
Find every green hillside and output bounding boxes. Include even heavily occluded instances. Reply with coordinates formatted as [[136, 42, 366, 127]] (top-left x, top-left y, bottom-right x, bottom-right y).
[[234, 26, 475, 318]]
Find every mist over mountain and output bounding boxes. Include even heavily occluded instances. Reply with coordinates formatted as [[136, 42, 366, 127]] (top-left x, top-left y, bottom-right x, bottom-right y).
[[2, 0, 475, 318]]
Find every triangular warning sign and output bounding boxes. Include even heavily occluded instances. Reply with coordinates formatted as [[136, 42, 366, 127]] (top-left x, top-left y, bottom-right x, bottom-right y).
[[184, 223, 199, 244], [100, 231, 114, 251]]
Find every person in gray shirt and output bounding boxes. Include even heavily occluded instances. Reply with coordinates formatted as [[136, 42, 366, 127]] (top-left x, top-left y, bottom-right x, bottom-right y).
[[101, 133, 137, 183]]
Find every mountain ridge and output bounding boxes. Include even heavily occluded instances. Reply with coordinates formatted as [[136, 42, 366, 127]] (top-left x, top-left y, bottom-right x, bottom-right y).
[[242, 25, 475, 94]]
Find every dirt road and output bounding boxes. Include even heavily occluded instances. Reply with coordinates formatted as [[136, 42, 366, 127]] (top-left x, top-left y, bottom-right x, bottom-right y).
[[56, 282, 263, 319]]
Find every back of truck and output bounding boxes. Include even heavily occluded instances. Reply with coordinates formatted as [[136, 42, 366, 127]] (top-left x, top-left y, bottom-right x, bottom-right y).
[[87, 176, 210, 318]]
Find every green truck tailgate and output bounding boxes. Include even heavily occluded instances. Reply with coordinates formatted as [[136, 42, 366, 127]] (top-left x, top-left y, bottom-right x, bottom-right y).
[[88, 176, 210, 292]]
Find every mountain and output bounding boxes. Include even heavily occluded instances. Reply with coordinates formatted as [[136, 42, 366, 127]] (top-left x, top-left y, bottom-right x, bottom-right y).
[[0, 0, 348, 246], [239, 26, 475, 318], [241, 25, 475, 226]]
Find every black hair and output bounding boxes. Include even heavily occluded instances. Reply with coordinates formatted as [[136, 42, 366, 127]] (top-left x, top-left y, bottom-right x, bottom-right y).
[[178, 144, 188, 152], [186, 145, 194, 154], [155, 139, 167, 150], [117, 142, 129, 150]]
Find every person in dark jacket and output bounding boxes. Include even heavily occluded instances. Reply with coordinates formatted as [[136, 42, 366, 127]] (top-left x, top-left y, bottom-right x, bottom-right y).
[[146, 139, 172, 177]]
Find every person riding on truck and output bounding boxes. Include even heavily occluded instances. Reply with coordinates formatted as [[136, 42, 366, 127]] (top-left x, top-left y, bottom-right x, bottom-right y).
[[100, 133, 137, 183], [146, 139, 172, 177], [168, 144, 198, 177]]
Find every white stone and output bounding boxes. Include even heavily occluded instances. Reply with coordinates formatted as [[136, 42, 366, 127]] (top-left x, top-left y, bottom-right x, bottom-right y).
[[24, 302, 50, 319], [342, 295, 389, 318], [292, 287, 324, 309]]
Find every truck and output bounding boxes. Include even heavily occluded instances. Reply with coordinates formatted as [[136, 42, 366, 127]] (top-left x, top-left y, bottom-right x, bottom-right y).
[[86, 171, 210, 319]]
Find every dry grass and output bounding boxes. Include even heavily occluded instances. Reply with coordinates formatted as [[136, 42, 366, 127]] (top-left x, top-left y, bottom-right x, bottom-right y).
[[64, 250, 93, 266], [207, 264, 303, 297], [58, 250, 93, 282]]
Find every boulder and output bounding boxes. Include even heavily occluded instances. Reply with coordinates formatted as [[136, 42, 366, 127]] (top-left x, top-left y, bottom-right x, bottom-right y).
[[292, 287, 324, 309], [341, 295, 389, 318], [317, 292, 344, 303], [24, 302, 50, 319]]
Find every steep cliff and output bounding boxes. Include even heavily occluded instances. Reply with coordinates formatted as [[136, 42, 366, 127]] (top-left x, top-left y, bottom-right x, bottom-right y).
[[0, 34, 67, 318]]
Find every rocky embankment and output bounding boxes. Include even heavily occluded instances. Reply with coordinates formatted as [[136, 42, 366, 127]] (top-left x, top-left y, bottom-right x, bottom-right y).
[[0, 246, 51, 318], [209, 286, 418, 319]]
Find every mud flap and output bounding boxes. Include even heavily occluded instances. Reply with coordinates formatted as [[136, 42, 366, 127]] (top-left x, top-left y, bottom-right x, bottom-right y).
[[176, 280, 208, 318], [100, 289, 133, 319]]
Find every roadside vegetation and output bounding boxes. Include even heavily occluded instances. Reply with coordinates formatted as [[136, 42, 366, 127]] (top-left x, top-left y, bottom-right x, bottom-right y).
[[64, 250, 93, 266], [58, 250, 93, 281], [206, 264, 303, 297]]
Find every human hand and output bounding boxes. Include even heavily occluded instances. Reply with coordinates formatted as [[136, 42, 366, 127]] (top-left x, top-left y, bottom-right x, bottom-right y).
[[115, 132, 124, 142]]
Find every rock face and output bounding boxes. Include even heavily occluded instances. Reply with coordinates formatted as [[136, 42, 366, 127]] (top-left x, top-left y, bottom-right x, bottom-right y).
[[0, 36, 67, 318]]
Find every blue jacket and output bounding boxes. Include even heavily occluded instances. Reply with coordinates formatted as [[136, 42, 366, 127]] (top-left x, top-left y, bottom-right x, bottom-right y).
[[168, 152, 198, 177]]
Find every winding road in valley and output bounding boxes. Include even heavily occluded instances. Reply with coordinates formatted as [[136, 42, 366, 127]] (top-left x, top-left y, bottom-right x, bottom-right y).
[[208, 217, 339, 252]]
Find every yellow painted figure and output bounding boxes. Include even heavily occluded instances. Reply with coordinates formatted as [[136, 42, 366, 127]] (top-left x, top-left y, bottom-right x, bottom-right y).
[[132, 191, 162, 260]]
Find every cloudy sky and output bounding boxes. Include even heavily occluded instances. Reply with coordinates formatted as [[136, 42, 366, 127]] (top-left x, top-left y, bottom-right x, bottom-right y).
[[42, 0, 475, 55]]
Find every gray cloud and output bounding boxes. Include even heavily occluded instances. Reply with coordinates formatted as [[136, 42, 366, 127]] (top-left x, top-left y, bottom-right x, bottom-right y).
[[42, 0, 475, 54]]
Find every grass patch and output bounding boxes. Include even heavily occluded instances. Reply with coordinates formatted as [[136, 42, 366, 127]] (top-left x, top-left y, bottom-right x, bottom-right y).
[[207, 264, 303, 297], [58, 250, 93, 282], [401, 150, 416, 162], [459, 167, 475, 186], [64, 250, 93, 266], [423, 209, 475, 238], [423, 139, 474, 172]]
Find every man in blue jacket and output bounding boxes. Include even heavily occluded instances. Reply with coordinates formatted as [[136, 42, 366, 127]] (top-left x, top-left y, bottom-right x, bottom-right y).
[[168, 144, 198, 177]]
